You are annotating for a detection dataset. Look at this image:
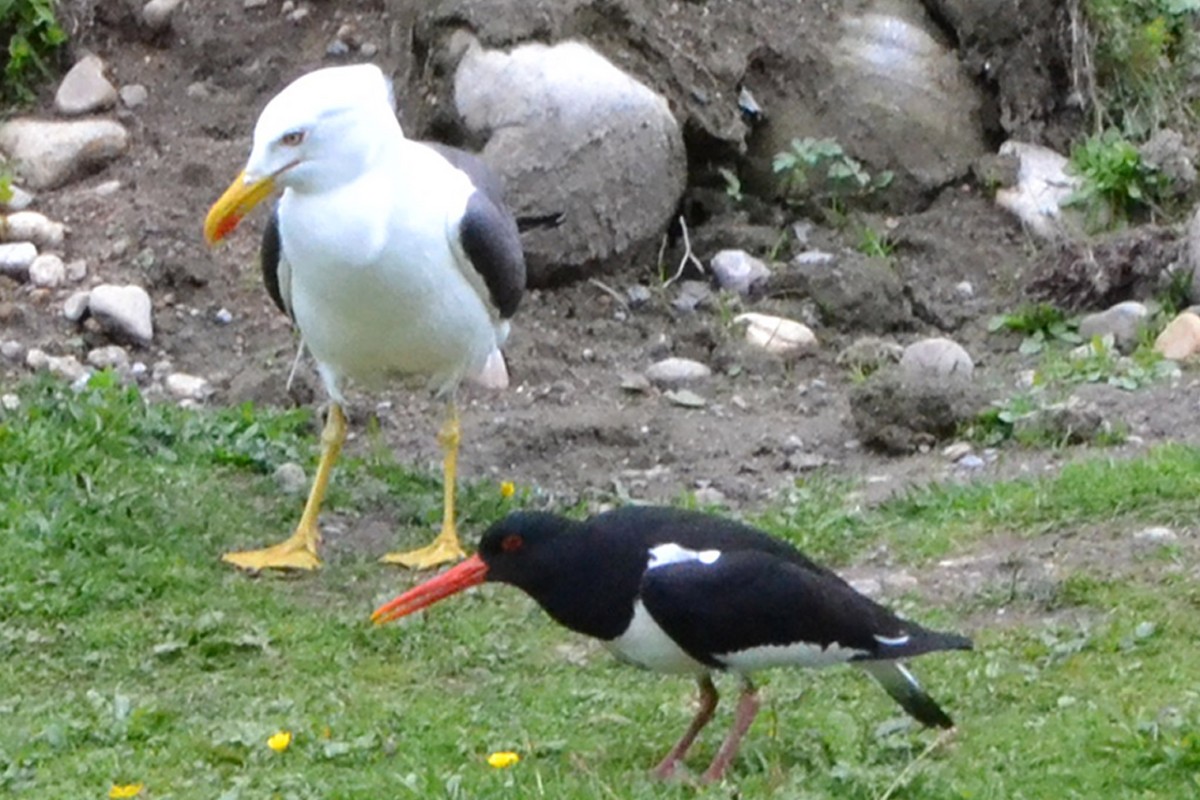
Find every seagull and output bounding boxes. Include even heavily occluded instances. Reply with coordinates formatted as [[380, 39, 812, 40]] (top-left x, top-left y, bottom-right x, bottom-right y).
[[204, 64, 525, 571], [373, 506, 973, 782]]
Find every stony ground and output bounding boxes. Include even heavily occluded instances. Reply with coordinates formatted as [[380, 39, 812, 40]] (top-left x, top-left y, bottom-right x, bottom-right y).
[[3, 0, 1199, 525]]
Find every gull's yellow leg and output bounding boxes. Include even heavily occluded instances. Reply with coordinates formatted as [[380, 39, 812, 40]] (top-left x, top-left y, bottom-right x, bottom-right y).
[[381, 402, 467, 569], [223, 404, 347, 571]]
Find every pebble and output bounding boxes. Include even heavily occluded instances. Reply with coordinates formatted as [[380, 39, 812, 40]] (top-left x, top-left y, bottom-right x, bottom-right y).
[[671, 280, 712, 312], [625, 284, 652, 308], [1132, 526, 1178, 545], [143, 0, 185, 31], [619, 372, 651, 393], [1, 340, 23, 361], [0, 241, 38, 278], [0, 118, 129, 190], [165, 372, 212, 401], [837, 336, 904, 373], [942, 441, 972, 461], [664, 388, 707, 408], [28, 254, 65, 288], [957, 454, 985, 470], [63, 290, 91, 322], [899, 337, 974, 380], [214, 307, 233, 325], [27, 349, 90, 383], [89, 284, 154, 344], [1, 393, 18, 411], [709, 249, 770, 295], [1079, 300, 1148, 353], [54, 54, 118, 116], [645, 357, 712, 387], [735, 312, 817, 355], [65, 259, 87, 283], [1153, 311, 1200, 360], [1, 184, 34, 211], [87, 345, 131, 370], [792, 250, 836, 267], [119, 84, 149, 108], [1, 211, 65, 247], [693, 485, 727, 507], [273, 462, 308, 494], [954, 281, 974, 299], [244, 0, 268, 7]]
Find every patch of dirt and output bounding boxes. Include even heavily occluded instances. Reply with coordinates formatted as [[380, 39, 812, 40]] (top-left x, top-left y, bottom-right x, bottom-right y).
[[5, 0, 1199, 543]]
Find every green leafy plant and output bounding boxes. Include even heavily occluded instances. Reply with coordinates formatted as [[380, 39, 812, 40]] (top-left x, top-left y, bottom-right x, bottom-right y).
[[717, 166, 744, 203], [1065, 129, 1169, 229], [1, 0, 66, 106], [1084, 0, 1200, 138], [988, 303, 1083, 355], [773, 137, 893, 213]]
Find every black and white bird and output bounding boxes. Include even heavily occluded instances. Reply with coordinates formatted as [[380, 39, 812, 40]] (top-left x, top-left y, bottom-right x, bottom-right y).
[[204, 64, 525, 571], [372, 506, 973, 782]]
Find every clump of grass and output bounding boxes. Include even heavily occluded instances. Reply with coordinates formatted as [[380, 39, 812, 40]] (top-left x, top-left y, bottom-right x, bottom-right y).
[[0, 0, 66, 106], [1084, 0, 1200, 139]]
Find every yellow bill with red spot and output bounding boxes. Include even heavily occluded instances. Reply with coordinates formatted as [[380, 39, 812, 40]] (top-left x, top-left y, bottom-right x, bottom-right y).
[[204, 170, 277, 245]]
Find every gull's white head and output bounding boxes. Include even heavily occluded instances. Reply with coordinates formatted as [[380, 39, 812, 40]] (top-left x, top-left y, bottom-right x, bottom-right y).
[[247, 63, 399, 193], [205, 64, 400, 243]]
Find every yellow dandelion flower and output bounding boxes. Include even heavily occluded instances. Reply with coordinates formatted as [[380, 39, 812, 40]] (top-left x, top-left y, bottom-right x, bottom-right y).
[[267, 730, 293, 752], [108, 783, 144, 799], [500, 481, 516, 499], [487, 751, 520, 769]]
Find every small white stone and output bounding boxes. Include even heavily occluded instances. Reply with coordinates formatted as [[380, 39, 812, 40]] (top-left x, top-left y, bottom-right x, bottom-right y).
[[119, 84, 149, 108], [54, 54, 118, 116], [28, 254, 66, 287], [1, 340, 23, 361], [90, 284, 154, 344], [91, 180, 122, 197], [645, 357, 712, 387], [942, 441, 973, 461], [360, 42, 379, 58], [954, 281, 974, 299], [45, 354, 90, 383], [0, 118, 129, 190], [1133, 526, 1178, 544], [273, 462, 308, 494], [214, 307, 233, 325], [65, 259, 87, 282], [143, 0, 185, 30], [244, 0, 269, 8], [735, 312, 817, 355], [900, 337, 974, 380], [710, 249, 770, 295], [1, 211, 65, 247], [87, 345, 130, 370], [0, 241, 37, 278], [63, 290, 91, 322], [165, 372, 212, 401], [1, 184, 34, 211], [1, 393, 18, 411]]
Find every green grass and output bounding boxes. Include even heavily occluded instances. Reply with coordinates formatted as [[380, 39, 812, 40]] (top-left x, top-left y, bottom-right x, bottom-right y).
[[2, 376, 1197, 797]]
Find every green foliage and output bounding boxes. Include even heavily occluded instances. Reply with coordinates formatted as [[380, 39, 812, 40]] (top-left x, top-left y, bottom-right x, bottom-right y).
[[0, 0, 66, 106], [988, 303, 1082, 355], [773, 137, 893, 214], [1085, 0, 1200, 138], [1065, 129, 1170, 229], [4, 376, 1200, 797], [856, 225, 895, 259], [716, 166, 743, 203]]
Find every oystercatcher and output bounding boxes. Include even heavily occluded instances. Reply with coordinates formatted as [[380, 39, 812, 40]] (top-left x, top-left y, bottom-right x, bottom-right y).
[[204, 64, 525, 571], [373, 506, 973, 781]]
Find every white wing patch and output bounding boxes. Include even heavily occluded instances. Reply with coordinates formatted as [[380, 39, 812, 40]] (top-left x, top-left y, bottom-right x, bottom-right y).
[[874, 633, 911, 647], [647, 542, 722, 570], [717, 640, 868, 673]]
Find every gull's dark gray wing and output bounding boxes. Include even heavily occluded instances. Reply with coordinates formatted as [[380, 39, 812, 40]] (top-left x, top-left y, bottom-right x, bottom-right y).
[[260, 207, 293, 320]]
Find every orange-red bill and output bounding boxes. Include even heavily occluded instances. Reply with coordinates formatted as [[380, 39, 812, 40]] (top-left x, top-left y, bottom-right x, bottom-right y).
[[204, 170, 276, 246], [371, 554, 489, 625]]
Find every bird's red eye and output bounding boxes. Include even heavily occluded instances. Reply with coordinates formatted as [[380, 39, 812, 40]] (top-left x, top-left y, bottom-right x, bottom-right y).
[[280, 130, 305, 147], [500, 534, 523, 553]]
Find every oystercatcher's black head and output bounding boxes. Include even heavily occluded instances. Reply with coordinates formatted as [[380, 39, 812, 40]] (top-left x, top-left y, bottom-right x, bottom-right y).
[[371, 511, 579, 624]]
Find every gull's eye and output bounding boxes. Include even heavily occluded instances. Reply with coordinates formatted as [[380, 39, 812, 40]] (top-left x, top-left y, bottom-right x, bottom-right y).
[[500, 534, 524, 553], [280, 130, 305, 147]]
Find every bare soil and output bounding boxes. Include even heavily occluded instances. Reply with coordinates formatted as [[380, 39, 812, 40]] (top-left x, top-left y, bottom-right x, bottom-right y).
[[5, 0, 1198, 553]]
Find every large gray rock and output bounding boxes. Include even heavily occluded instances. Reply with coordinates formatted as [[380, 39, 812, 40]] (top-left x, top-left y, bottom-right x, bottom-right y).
[[780, 252, 913, 332], [453, 37, 687, 285], [89, 284, 154, 345], [849, 368, 986, 454], [0, 118, 129, 189], [744, 0, 988, 204]]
